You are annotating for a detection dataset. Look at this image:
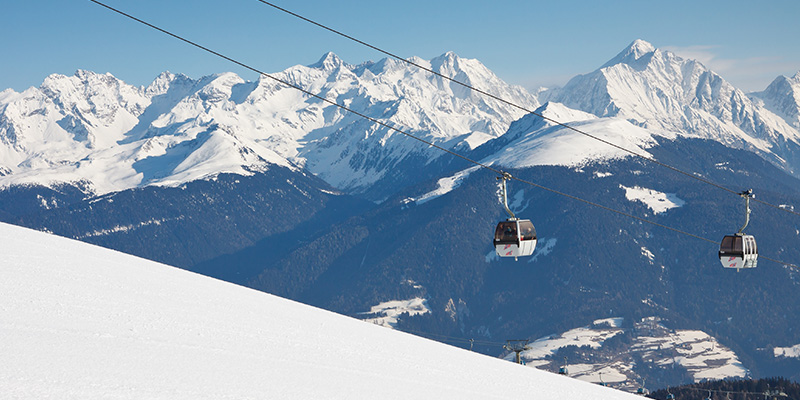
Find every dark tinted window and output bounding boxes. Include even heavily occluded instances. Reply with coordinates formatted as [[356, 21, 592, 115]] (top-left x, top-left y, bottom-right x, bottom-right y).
[[494, 221, 518, 242], [720, 236, 733, 252], [720, 236, 743, 254], [518, 220, 537, 241]]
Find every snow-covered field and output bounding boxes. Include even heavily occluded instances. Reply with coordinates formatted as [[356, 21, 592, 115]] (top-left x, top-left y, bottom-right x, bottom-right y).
[[774, 344, 800, 358], [0, 222, 641, 399], [513, 317, 748, 391], [360, 297, 431, 328], [620, 185, 685, 214]]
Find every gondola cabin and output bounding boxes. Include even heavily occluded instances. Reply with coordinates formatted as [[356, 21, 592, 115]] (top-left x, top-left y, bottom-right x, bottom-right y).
[[494, 218, 537, 260], [719, 234, 758, 270]]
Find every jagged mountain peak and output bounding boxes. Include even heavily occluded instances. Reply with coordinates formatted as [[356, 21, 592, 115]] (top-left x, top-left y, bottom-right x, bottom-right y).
[[39, 72, 87, 97], [40, 70, 124, 93], [542, 40, 800, 177], [430, 50, 461, 66], [602, 39, 658, 69], [310, 51, 346, 71], [144, 71, 195, 96], [753, 70, 800, 130], [430, 51, 488, 79], [629, 38, 656, 53]]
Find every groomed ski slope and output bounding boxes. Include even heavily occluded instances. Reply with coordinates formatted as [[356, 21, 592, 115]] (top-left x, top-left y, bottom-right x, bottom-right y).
[[0, 222, 640, 399]]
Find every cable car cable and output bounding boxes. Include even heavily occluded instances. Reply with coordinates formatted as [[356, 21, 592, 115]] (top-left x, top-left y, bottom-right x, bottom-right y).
[[400, 328, 506, 347], [87, 0, 798, 270], [251, 0, 800, 219]]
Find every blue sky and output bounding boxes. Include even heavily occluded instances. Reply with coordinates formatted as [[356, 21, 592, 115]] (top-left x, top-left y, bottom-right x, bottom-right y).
[[2, 0, 799, 93]]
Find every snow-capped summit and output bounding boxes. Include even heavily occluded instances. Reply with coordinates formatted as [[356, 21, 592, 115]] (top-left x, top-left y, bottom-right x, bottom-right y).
[[601, 39, 657, 70], [542, 39, 800, 175], [752, 71, 800, 129], [309, 51, 347, 71]]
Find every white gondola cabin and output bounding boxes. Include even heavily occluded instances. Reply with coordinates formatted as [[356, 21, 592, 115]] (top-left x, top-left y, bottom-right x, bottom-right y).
[[719, 234, 758, 270], [719, 189, 758, 271], [494, 219, 537, 259], [493, 173, 537, 260]]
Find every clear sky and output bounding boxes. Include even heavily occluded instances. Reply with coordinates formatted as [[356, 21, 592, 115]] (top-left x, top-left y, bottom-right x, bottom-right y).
[[2, 0, 799, 94]]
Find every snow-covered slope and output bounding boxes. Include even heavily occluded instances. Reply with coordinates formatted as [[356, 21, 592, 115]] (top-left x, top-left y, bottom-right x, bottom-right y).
[[542, 40, 800, 174], [481, 102, 662, 169], [0, 52, 537, 198], [0, 222, 641, 399]]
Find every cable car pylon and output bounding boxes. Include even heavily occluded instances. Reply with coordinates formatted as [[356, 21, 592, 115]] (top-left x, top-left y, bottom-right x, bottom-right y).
[[719, 189, 758, 271], [558, 356, 569, 375], [493, 173, 537, 261], [503, 339, 531, 365]]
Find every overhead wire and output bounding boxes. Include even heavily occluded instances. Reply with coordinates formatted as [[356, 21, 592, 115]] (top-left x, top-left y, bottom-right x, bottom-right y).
[[86, 0, 797, 269], [252, 0, 800, 219], [86, 0, 500, 177], [400, 328, 506, 348]]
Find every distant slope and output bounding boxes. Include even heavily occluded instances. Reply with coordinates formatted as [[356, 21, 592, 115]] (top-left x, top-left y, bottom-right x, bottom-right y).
[[0, 222, 641, 400], [222, 135, 800, 389], [0, 169, 372, 268]]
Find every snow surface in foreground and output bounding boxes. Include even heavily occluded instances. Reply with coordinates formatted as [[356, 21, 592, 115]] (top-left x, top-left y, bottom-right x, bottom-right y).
[[0, 222, 641, 400]]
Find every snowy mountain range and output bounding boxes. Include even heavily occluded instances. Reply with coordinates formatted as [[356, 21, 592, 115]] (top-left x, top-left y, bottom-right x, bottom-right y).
[[0, 51, 537, 200], [3, 40, 800, 201], [3, 39, 800, 390]]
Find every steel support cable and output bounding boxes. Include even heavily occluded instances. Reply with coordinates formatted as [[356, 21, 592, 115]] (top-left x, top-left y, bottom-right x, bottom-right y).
[[87, 0, 798, 269], [401, 328, 505, 347], [253, 0, 800, 219]]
